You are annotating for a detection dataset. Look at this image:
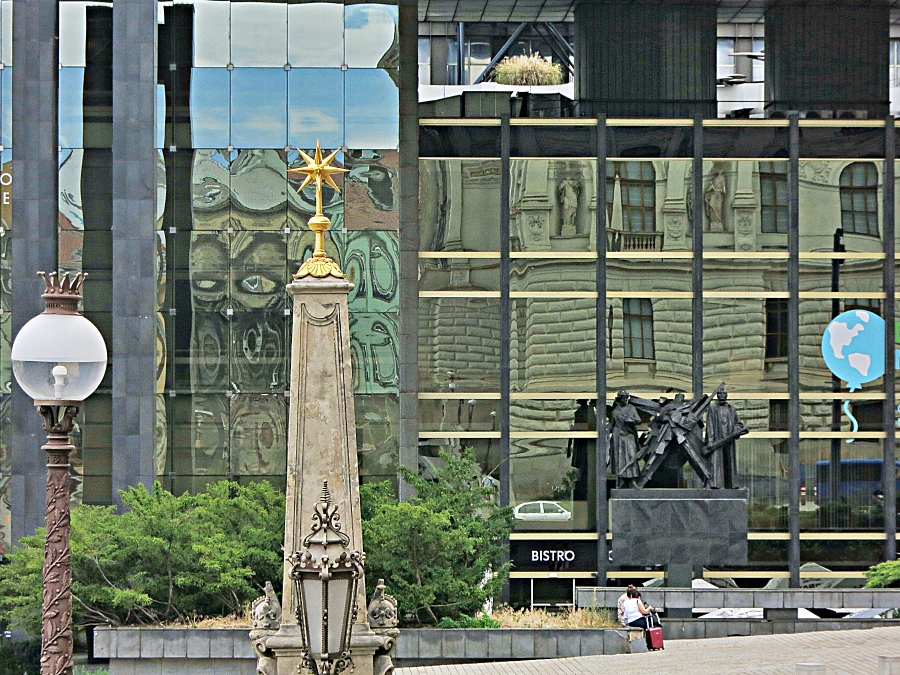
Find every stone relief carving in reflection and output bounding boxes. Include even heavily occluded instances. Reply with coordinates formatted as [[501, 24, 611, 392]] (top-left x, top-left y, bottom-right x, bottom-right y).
[[345, 150, 399, 230], [188, 394, 229, 477], [350, 313, 399, 395], [229, 394, 286, 475]]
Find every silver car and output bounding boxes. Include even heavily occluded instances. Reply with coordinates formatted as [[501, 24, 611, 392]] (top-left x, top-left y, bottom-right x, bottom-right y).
[[513, 500, 572, 521]]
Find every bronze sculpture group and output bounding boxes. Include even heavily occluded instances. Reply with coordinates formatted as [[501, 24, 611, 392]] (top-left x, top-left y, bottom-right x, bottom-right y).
[[608, 384, 747, 489]]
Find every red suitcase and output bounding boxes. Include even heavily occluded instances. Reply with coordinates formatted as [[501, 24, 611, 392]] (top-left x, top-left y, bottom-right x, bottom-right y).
[[645, 626, 664, 650]]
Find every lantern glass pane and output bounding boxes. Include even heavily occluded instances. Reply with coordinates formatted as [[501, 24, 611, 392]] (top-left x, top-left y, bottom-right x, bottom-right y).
[[327, 575, 352, 655], [301, 576, 324, 656]]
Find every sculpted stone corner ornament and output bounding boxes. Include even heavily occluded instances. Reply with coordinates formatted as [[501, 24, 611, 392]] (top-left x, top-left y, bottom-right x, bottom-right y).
[[288, 141, 350, 280], [250, 581, 282, 675], [367, 579, 399, 675]]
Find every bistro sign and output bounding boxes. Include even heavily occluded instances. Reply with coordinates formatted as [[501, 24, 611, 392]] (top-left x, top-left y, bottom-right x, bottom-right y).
[[531, 549, 576, 563]]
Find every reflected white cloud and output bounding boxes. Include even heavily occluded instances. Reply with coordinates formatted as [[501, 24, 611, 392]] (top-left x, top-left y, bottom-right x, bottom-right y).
[[59, 68, 85, 148], [288, 3, 343, 68], [232, 70, 287, 147], [190, 68, 230, 147], [344, 4, 397, 68], [289, 68, 343, 148]]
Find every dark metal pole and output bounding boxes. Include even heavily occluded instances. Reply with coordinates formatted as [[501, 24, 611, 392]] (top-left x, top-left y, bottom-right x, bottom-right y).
[[473, 23, 528, 85], [787, 113, 801, 587], [499, 113, 511, 602], [38, 404, 79, 675], [596, 116, 608, 585], [883, 116, 897, 560], [456, 22, 466, 85], [829, 229, 845, 522], [692, 117, 704, 400]]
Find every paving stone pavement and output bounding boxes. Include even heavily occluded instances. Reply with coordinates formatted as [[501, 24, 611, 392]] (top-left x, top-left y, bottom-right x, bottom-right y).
[[395, 626, 900, 675]]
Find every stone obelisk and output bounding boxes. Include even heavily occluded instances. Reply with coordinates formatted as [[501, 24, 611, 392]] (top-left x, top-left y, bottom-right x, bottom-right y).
[[261, 143, 393, 675]]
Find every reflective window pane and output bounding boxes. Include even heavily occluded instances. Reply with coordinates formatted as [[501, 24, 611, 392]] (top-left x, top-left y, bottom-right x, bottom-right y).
[[190, 0, 231, 67], [345, 69, 398, 149], [288, 69, 344, 149], [344, 149, 398, 230], [231, 69, 287, 149], [59, 67, 85, 148], [288, 3, 343, 68], [344, 4, 398, 69], [59, 2, 89, 67], [230, 3, 287, 67], [190, 68, 230, 148]]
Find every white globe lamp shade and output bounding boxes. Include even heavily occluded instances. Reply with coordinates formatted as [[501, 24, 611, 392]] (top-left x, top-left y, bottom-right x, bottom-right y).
[[11, 312, 107, 402]]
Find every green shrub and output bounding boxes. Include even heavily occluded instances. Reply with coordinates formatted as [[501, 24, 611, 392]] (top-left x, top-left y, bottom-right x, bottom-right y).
[[436, 613, 501, 629], [0, 481, 284, 630], [0, 638, 40, 675], [865, 560, 900, 588], [361, 449, 514, 625], [491, 53, 562, 86]]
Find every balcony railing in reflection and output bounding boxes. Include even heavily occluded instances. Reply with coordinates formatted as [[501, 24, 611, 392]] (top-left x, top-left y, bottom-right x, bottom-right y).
[[606, 229, 664, 252]]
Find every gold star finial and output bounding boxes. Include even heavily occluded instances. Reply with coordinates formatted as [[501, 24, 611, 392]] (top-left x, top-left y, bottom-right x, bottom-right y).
[[288, 141, 350, 280]]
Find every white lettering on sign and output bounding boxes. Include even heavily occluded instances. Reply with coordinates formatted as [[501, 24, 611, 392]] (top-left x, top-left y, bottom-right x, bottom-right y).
[[1, 172, 10, 205], [531, 550, 575, 563]]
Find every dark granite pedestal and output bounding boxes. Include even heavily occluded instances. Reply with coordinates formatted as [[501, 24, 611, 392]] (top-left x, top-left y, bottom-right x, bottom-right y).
[[610, 489, 749, 617]]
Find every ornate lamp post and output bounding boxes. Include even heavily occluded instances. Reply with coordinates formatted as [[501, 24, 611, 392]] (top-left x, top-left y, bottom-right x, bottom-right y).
[[290, 481, 364, 675], [10, 272, 107, 675]]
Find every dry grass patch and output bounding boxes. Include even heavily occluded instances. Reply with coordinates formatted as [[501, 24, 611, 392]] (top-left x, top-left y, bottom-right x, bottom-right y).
[[490, 53, 563, 86], [492, 607, 617, 629]]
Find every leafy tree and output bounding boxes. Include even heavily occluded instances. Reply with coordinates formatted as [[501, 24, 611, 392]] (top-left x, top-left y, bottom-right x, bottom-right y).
[[865, 560, 900, 588], [0, 481, 284, 631], [361, 449, 513, 625]]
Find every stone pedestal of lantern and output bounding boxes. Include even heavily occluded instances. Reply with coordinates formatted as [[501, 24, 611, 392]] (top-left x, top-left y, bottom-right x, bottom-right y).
[[250, 144, 397, 675]]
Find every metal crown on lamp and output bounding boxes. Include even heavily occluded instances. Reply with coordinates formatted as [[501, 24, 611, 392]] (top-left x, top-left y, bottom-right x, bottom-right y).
[[289, 481, 363, 675], [10, 271, 107, 675]]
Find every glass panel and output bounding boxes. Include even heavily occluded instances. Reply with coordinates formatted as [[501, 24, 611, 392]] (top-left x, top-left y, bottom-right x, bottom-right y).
[[607, 126, 693, 158], [419, 125, 502, 158], [420, 258, 500, 293], [355, 394, 398, 478], [230, 2, 286, 67], [510, 159, 596, 252], [420, 160, 501, 253], [229, 394, 287, 475], [703, 299, 788, 393], [702, 126, 789, 159], [607, 298, 692, 393], [806, 299, 885, 393], [800, 160, 883, 252], [1, 1, 11, 66], [345, 69, 398, 149], [419, 399, 499, 433], [744, 436, 791, 531], [798, 126, 884, 160], [1, 68, 9, 147], [344, 4, 398, 69], [287, 69, 344, 150], [191, 0, 231, 67], [510, 298, 596, 393], [231, 69, 287, 149], [350, 312, 398, 394], [344, 149, 398, 231], [511, 438, 594, 532], [418, 298, 501, 393], [59, 67, 85, 148], [800, 440, 886, 531], [171, 394, 229, 476], [509, 126, 599, 159], [288, 3, 343, 68], [190, 68, 230, 148], [59, 2, 89, 67]]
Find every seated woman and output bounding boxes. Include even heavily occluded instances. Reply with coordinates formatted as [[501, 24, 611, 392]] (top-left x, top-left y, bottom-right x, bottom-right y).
[[620, 588, 658, 630]]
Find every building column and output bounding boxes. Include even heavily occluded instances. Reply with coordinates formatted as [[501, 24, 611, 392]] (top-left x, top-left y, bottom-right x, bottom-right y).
[[11, 0, 60, 540], [573, 0, 717, 118], [111, 0, 158, 498], [765, 0, 889, 118]]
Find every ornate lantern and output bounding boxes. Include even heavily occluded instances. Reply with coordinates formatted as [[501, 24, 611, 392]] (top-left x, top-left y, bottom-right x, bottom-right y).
[[290, 481, 364, 675]]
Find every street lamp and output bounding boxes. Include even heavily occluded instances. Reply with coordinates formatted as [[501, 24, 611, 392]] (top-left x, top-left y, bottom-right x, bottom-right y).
[[289, 481, 364, 675], [10, 271, 107, 675]]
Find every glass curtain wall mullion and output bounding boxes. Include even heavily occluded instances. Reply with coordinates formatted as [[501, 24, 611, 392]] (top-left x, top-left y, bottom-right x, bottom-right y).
[[692, 118, 703, 399], [596, 116, 608, 585], [499, 113, 511, 603], [787, 114, 801, 587], [883, 117, 896, 559]]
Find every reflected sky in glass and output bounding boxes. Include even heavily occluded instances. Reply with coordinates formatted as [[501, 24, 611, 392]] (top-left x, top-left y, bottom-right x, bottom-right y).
[[231, 69, 287, 148], [231, 3, 287, 67], [288, 3, 343, 68], [1, 67, 8, 148], [192, 0, 230, 67], [59, 149, 85, 231], [1, 1, 11, 65], [190, 67, 230, 148], [345, 4, 397, 68], [345, 69, 398, 149], [59, 67, 85, 148], [59, 2, 88, 67], [288, 69, 343, 149], [156, 84, 166, 149]]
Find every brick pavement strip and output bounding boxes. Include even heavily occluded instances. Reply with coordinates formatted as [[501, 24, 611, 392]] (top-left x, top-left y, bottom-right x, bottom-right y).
[[395, 626, 900, 675]]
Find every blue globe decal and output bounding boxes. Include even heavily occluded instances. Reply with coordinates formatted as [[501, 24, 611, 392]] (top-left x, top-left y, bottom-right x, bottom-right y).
[[821, 310, 885, 391]]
